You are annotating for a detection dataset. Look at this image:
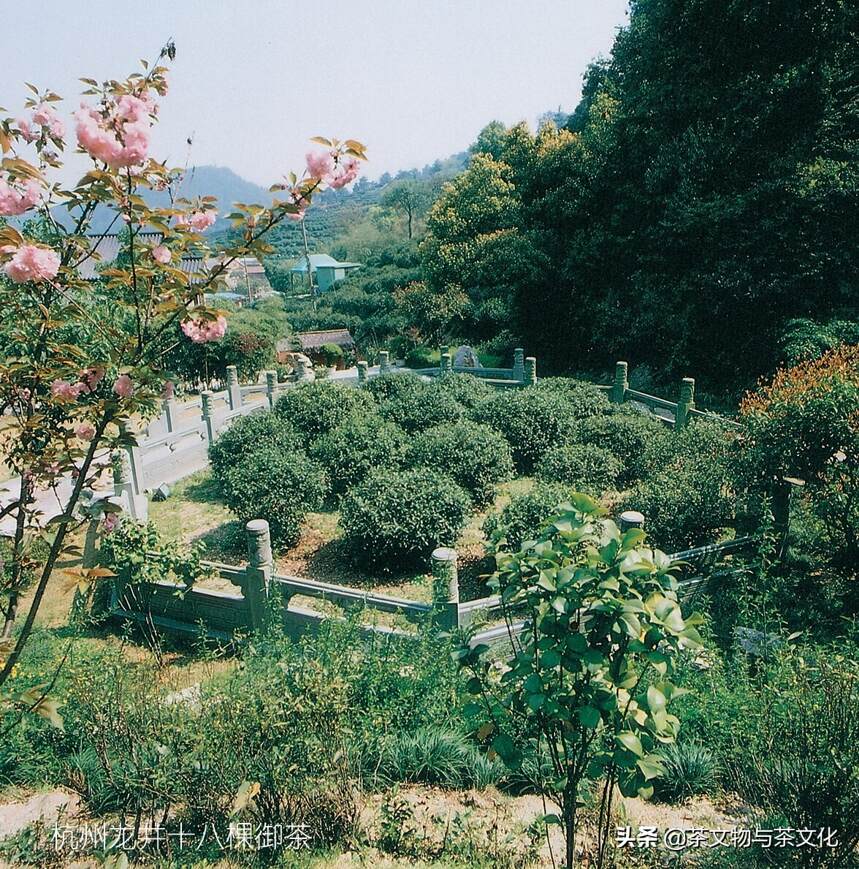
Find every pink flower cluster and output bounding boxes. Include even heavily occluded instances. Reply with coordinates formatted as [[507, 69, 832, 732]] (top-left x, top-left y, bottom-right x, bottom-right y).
[[74, 90, 157, 169], [113, 374, 134, 398], [181, 315, 228, 343], [49, 366, 108, 405], [4, 244, 60, 283], [177, 210, 217, 232], [284, 189, 310, 222], [305, 150, 361, 189], [152, 244, 171, 264], [0, 177, 42, 216], [17, 103, 65, 143]]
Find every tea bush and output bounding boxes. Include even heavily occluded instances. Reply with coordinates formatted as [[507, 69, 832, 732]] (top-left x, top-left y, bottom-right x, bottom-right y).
[[535, 443, 621, 495], [222, 447, 327, 547], [311, 413, 408, 496], [408, 421, 514, 505], [364, 371, 426, 403], [471, 390, 584, 473], [378, 379, 465, 432], [274, 380, 375, 441], [208, 410, 295, 482], [432, 372, 495, 409], [574, 410, 668, 485], [340, 468, 470, 570], [483, 482, 572, 551]]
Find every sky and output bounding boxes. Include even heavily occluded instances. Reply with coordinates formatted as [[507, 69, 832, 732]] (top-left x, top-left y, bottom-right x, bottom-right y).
[[1, 0, 629, 188]]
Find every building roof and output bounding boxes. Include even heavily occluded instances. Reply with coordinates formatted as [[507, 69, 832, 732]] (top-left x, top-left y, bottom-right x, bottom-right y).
[[296, 329, 355, 350], [76, 232, 209, 281], [289, 254, 361, 273]]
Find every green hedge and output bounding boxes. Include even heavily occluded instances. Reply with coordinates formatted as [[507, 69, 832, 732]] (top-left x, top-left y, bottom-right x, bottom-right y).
[[408, 421, 514, 505], [209, 411, 294, 483], [535, 444, 621, 496], [378, 379, 465, 433], [223, 447, 327, 548], [340, 468, 470, 572], [274, 381, 375, 441], [311, 413, 408, 496]]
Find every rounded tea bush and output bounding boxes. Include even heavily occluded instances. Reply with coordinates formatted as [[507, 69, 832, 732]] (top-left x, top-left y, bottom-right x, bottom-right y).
[[364, 371, 426, 403], [378, 379, 465, 433], [574, 410, 668, 485], [274, 381, 375, 442], [471, 389, 582, 473], [532, 377, 611, 418], [431, 372, 495, 409], [340, 468, 470, 572], [208, 410, 294, 482], [408, 421, 514, 505], [310, 413, 408, 496], [223, 447, 328, 548], [483, 482, 573, 551], [536, 443, 621, 495]]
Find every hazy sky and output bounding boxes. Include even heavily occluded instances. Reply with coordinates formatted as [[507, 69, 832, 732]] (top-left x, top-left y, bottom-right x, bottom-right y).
[[1, 1, 629, 187]]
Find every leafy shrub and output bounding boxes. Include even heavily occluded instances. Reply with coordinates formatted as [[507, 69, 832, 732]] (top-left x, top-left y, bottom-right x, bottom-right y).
[[574, 410, 668, 485], [432, 372, 495, 409], [208, 410, 294, 481], [408, 421, 514, 504], [364, 371, 426, 402], [483, 482, 572, 551], [222, 447, 327, 547], [535, 444, 621, 495], [378, 379, 465, 433], [403, 345, 436, 368], [310, 412, 407, 496], [471, 389, 583, 473], [274, 380, 375, 441], [340, 468, 470, 571], [653, 742, 719, 803], [531, 377, 611, 418], [625, 420, 735, 552]]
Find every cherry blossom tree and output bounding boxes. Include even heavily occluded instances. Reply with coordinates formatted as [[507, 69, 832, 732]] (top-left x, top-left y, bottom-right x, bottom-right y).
[[0, 42, 366, 717]]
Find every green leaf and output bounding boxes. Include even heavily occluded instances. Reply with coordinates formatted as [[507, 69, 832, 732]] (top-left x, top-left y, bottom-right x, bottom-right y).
[[617, 731, 644, 757], [578, 706, 601, 729], [647, 685, 666, 714], [636, 755, 664, 781], [527, 693, 545, 711]]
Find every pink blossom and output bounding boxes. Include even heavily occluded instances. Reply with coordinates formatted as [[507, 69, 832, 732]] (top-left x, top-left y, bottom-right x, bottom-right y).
[[285, 207, 306, 222], [162, 380, 175, 399], [80, 366, 105, 392], [306, 149, 335, 182], [112, 374, 134, 398], [181, 315, 228, 344], [329, 156, 360, 189], [152, 244, 171, 264], [75, 422, 96, 440], [103, 512, 119, 532], [74, 101, 151, 169], [0, 178, 42, 216], [17, 117, 38, 143], [32, 104, 52, 125], [181, 210, 216, 232], [51, 379, 85, 403], [115, 94, 150, 123], [4, 244, 60, 283]]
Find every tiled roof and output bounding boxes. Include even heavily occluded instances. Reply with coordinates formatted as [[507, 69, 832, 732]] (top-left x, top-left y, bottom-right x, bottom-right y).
[[296, 329, 355, 350], [76, 232, 206, 281]]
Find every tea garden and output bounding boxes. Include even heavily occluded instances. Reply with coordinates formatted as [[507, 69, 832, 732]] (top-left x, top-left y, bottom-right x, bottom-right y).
[[2, 346, 857, 868]]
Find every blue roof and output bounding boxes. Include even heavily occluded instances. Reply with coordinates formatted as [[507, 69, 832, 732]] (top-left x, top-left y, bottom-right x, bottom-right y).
[[290, 254, 361, 273]]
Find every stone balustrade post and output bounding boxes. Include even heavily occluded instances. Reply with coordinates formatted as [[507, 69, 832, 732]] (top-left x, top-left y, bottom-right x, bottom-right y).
[[201, 391, 216, 445], [513, 348, 525, 382], [431, 547, 460, 630], [244, 519, 273, 631], [379, 350, 391, 375], [675, 377, 696, 431], [226, 364, 242, 410], [772, 476, 805, 563], [612, 361, 629, 405], [357, 360, 368, 384], [440, 351, 453, 377], [619, 510, 645, 533], [265, 370, 277, 408], [524, 356, 537, 386], [163, 396, 178, 433]]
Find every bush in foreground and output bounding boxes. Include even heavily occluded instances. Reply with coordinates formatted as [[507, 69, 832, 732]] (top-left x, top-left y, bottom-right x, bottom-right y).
[[223, 447, 327, 548], [340, 468, 470, 571], [408, 421, 514, 505]]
